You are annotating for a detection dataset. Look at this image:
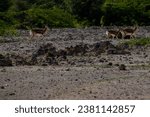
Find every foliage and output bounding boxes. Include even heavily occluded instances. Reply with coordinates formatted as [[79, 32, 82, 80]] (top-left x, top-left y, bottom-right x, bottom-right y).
[[72, 0, 105, 25], [123, 38, 150, 46], [0, 0, 12, 12], [0, 26, 18, 36], [25, 7, 77, 28], [0, 12, 18, 36], [101, 0, 150, 26], [0, 0, 149, 34]]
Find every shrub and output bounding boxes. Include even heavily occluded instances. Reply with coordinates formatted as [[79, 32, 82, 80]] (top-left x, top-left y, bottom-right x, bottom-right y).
[[123, 38, 150, 46], [101, 0, 150, 26], [25, 7, 78, 28]]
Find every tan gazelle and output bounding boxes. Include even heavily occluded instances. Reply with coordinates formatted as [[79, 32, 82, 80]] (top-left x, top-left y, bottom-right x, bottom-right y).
[[122, 26, 138, 39], [106, 29, 121, 39], [29, 25, 49, 39]]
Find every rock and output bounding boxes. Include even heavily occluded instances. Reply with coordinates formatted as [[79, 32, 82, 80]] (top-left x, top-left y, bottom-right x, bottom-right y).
[[75, 79, 78, 81], [93, 96, 97, 99], [0, 86, 5, 89], [92, 41, 114, 54], [107, 47, 118, 54], [66, 68, 70, 71], [107, 47, 130, 55], [9, 93, 15, 96], [129, 61, 133, 64], [66, 44, 89, 56], [115, 63, 119, 66], [31, 43, 59, 65], [99, 59, 105, 63], [108, 62, 113, 66], [9, 54, 29, 66], [144, 55, 148, 58], [0, 54, 12, 66], [1, 68, 6, 72], [119, 64, 126, 70]]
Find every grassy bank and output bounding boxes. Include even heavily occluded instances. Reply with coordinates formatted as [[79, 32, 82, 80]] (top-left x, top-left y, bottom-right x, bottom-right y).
[[123, 38, 150, 46]]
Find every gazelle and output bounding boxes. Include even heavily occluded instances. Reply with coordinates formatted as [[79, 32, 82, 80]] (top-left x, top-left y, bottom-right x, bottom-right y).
[[106, 29, 121, 39], [29, 25, 49, 39], [121, 26, 138, 39]]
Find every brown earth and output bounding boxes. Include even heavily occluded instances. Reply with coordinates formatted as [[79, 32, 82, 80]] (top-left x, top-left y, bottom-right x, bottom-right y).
[[0, 27, 150, 100]]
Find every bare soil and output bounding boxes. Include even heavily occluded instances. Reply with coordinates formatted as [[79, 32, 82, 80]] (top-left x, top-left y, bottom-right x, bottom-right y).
[[0, 27, 150, 100]]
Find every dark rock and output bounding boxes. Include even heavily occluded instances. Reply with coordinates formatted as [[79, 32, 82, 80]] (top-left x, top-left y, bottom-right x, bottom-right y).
[[0, 54, 12, 66], [107, 47, 130, 55], [66, 44, 89, 56], [9, 93, 15, 96], [9, 54, 29, 66], [129, 61, 133, 64], [99, 59, 105, 62], [94, 96, 97, 99], [75, 79, 78, 81], [115, 63, 119, 66], [0, 86, 5, 89], [144, 55, 148, 58], [107, 48, 117, 54], [119, 64, 126, 70], [108, 62, 113, 66], [66, 68, 70, 71], [92, 41, 114, 54], [1, 68, 6, 72]]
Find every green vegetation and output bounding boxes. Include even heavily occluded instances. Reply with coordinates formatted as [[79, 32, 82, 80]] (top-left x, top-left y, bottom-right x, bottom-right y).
[[102, 0, 150, 25], [123, 38, 150, 46], [25, 7, 77, 28], [0, 0, 149, 35]]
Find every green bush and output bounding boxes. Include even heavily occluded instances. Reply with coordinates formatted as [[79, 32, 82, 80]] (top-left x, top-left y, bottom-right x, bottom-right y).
[[101, 0, 150, 26], [0, 11, 19, 36], [0, 0, 150, 30], [26, 7, 78, 28], [124, 38, 150, 46], [72, 0, 105, 26], [0, 26, 18, 36]]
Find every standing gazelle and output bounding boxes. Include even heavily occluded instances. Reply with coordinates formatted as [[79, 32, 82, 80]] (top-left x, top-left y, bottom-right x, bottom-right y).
[[122, 26, 138, 39], [29, 25, 49, 39], [106, 29, 121, 39]]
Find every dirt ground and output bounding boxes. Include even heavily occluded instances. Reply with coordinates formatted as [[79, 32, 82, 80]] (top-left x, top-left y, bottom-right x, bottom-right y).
[[0, 27, 150, 100]]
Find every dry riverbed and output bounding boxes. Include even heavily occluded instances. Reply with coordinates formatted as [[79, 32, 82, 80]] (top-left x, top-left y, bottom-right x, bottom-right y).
[[0, 27, 150, 99]]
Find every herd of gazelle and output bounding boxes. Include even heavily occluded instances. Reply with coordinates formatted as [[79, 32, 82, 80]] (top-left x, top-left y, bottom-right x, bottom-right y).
[[106, 26, 138, 39], [29, 25, 138, 39]]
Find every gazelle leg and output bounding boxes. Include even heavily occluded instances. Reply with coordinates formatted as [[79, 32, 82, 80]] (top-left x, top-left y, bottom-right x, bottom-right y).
[[30, 33, 34, 40], [30, 35, 34, 40]]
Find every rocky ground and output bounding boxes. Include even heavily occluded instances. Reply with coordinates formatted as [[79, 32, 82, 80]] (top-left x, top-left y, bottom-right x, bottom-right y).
[[0, 26, 150, 100]]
